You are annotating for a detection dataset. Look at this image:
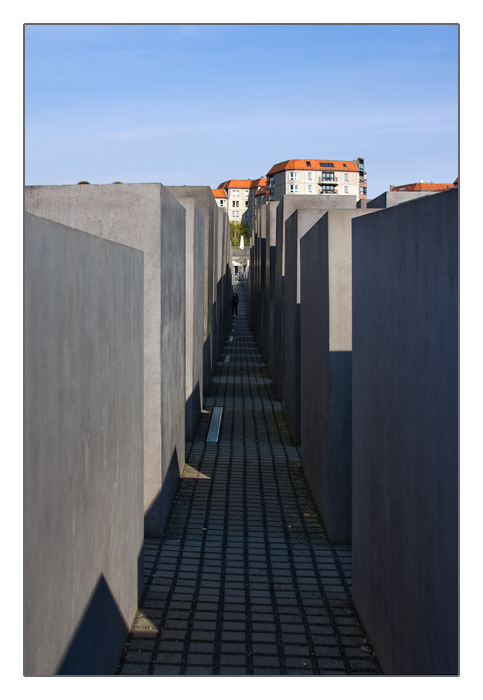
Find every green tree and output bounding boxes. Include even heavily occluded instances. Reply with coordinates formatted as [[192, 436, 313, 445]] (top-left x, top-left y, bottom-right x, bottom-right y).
[[230, 221, 250, 248]]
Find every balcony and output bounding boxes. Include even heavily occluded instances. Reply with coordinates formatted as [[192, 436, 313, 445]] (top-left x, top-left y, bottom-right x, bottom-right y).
[[318, 175, 339, 183]]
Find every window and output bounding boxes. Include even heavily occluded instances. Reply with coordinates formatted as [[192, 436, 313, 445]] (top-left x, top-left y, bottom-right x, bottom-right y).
[[344, 173, 348, 181], [232, 201, 239, 208], [232, 189, 239, 196], [319, 162, 334, 167], [360, 187, 364, 195], [343, 163, 347, 168], [245, 190, 249, 197], [245, 200, 249, 207], [289, 172, 299, 181], [307, 172, 313, 180], [308, 185, 312, 193], [306, 161, 311, 167], [270, 188, 274, 197], [321, 185, 335, 193], [220, 200, 225, 206], [289, 184, 299, 193], [344, 186, 348, 193], [233, 211, 239, 218], [322, 172, 335, 181]]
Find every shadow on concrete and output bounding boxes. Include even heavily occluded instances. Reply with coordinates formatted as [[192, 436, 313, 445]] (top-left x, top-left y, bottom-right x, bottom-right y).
[[186, 380, 202, 441], [144, 448, 181, 538], [56, 549, 143, 676]]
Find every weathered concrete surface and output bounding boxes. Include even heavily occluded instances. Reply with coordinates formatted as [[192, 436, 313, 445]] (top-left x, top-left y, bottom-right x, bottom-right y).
[[215, 206, 232, 360], [367, 190, 441, 208], [173, 196, 205, 439], [273, 195, 357, 400], [284, 208, 331, 445], [167, 186, 216, 395], [25, 183, 186, 537], [264, 202, 278, 377], [253, 212, 267, 350], [24, 213, 144, 675], [299, 210, 377, 542], [351, 188, 458, 674]]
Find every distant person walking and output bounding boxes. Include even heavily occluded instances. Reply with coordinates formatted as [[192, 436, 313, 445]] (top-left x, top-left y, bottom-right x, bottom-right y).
[[232, 289, 239, 317]]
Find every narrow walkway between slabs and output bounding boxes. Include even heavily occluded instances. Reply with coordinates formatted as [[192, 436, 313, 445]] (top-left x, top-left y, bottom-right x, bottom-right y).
[[116, 281, 381, 676]]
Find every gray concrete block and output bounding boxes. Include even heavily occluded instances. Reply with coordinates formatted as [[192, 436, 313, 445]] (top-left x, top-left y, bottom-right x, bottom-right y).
[[167, 186, 216, 394], [367, 190, 439, 208], [264, 202, 278, 378], [284, 209, 329, 445], [273, 195, 356, 400], [25, 183, 186, 537], [24, 213, 144, 675], [299, 210, 375, 541], [351, 188, 458, 674], [172, 196, 205, 440]]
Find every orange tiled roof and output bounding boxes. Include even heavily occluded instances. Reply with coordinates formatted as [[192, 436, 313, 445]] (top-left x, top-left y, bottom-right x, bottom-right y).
[[212, 189, 227, 198], [249, 178, 267, 188], [218, 179, 254, 189], [255, 186, 269, 197], [266, 159, 358, 176], [392, 182, 455, 192]]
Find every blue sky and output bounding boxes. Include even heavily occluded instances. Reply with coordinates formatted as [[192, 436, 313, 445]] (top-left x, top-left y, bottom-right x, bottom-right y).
[[25, 24, 458, 197]]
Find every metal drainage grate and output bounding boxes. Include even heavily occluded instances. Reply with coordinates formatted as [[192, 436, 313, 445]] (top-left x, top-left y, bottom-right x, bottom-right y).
[[206, 407, 223, 442]]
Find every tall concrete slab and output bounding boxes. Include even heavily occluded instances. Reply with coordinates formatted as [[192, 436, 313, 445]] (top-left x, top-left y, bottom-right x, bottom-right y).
[[172, 196, 205, 440], [25, 183, 186, 537], [299, 209, 378, 542], [284, 208, 330, 445], [24, 213, 144, 675], [351, 188, 458, 674], [264, 201, 278, 378], [167, 186, 216, 395], [273, 195, 357, 400]]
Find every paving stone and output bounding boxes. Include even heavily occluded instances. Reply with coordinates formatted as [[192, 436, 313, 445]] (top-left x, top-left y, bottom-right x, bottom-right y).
[[218, 653, 248, 666], [156, 651, 182, 664], [184, 666, 213, 675], [124, 651, 152, 663], [187, 653, 213, 665], [152, 664, 181, 675], [120, 663, 150, 675]]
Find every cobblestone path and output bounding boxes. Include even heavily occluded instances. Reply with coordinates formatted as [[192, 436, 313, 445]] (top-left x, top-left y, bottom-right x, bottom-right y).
[[116, 282, 381, 676]]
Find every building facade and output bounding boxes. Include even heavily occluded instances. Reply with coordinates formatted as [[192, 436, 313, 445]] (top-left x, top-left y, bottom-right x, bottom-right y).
[[212, 189, 228, 209], [216, 179, 253, 223], [266, 158, 367, 202], [214, 178, 268, 233]]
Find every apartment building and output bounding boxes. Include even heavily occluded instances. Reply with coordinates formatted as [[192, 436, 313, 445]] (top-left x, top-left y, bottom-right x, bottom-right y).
[[216, 179, 252, 223], [212, 188, 228, 208], [245, 177, 267, 231], [253, 184, 270, 222], [265, 157, 367, 201], [214, 178, 267, 229]]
